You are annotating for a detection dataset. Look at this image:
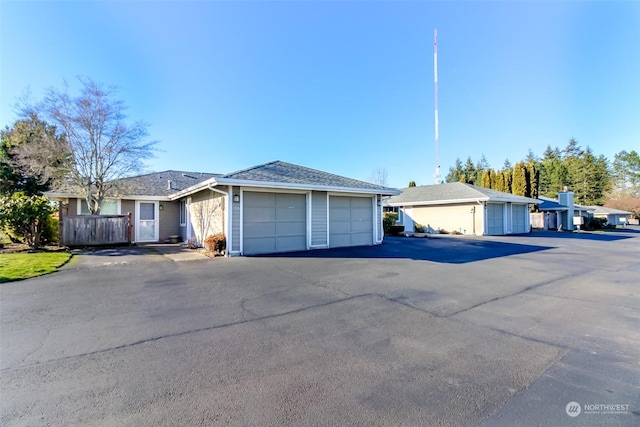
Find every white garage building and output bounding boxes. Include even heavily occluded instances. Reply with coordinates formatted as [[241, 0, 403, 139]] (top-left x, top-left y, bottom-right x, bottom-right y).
[[172, 161, 400, 255], [385, 182, 539, 236]]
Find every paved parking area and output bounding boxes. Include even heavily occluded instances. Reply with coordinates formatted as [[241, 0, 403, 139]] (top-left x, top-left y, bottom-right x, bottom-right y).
[[1, 229, 639, 426]]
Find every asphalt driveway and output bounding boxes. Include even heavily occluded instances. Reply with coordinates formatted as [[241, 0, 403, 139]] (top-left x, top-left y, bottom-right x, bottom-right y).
[[1, 230, 639, 426]]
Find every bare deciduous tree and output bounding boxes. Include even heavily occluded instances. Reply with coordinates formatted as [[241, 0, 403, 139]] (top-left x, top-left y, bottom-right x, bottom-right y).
[[18, 77, 157, 214], [369, 167, 388, 187]]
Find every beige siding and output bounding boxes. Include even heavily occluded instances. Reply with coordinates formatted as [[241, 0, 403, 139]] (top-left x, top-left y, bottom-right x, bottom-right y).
[[411, 203, 484, 235], [189, 190, 225, 244], [159, 201, 181, 241]]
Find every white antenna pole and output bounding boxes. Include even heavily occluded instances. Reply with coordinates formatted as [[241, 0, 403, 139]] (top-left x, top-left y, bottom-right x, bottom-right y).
[[433, 28, 441, 184]]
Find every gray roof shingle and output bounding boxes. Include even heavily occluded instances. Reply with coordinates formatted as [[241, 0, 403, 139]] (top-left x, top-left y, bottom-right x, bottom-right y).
[[586, 205, 631, 215], [46, 161, 397, 198], [109, 170, 221, 197], [220, 160, 393, 191], [387, 182, 539, 205], [48, 170, 220, 198]]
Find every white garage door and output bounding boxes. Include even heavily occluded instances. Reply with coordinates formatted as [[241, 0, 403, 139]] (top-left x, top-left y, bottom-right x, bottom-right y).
[[329, 196, 373, 248], [511, 204, 527, 234], [243, 192, 306, 255], [486, 203, 505, 235]]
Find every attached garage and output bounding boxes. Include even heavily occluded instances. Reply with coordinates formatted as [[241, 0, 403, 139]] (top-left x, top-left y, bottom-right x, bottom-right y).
[[486, 203, 504, 236], [329, 196, 373, 248], [243, 192, 306, 255], [511, 204, 527, 234]]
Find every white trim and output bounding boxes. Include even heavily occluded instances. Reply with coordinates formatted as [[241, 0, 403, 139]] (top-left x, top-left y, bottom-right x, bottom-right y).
[[135, 200, 159, 242], [228, 185, 233, 256], [239, 188, 244, 255], [306, 192, 312, 250], [237, 186, 309, 195], [387, 197, 540, 207], [207, 184, 230, 256], [372, 197, 377, 244], [169, 176, 399, 200], [186, 197, 192, 240], [179, 199, 187, 226], [326, 192, 330, 247]]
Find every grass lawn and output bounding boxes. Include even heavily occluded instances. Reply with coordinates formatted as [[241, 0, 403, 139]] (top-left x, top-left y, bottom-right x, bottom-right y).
[[0, 252, 72, 283]]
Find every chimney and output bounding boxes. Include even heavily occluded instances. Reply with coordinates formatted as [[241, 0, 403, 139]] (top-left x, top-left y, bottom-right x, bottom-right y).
[[167, 180, 172, 190], [558, 187, 575, 231]]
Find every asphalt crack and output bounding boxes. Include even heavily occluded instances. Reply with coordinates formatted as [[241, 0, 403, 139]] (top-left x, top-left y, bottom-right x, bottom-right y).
[[443, 268, 597, 317]]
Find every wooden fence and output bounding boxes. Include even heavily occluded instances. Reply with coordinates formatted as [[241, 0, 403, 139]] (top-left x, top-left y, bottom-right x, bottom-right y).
[[62, 214, 132, 246]]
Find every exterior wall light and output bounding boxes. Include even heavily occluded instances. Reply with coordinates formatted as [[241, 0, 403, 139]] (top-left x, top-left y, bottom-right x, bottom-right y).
[[233, 194, 240, 203], [159, 204, 164, 211]]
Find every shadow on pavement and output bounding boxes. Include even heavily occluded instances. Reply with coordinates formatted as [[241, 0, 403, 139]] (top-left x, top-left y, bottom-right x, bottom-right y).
[[527, 230, 633, 241], [72, 246, 156, 257], [254, 236, 553, 264]]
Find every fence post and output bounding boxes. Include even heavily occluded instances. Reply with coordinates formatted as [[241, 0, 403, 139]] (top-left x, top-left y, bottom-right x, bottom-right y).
[[127, 212, 133, 244]]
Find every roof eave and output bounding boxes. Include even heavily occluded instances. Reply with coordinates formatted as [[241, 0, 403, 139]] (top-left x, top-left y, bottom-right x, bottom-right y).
[[387, 197, 489, 207], [168, 177, 220, 200], [213, 178, 400, 195], [387, 196, 540, 207]]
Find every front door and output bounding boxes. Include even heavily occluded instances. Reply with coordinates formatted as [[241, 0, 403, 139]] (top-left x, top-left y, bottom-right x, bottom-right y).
[[136, 201, 158, 242]]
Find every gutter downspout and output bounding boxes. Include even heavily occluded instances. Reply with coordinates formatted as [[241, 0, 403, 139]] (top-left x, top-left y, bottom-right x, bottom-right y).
[[208, 184, 230, 257]]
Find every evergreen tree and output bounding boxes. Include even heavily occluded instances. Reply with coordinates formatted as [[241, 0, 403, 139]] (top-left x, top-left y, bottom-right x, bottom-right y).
[[503, 169, 512, 194], [525, 149, 537, 163], [481, 169, 493, 188], [463, 157, 476, 185], [475, 154, 490, 184], [494, 170, 505, 192], [0, 115, 68, 196], [408, 181, 416, 187], [611, 150, 640, 197], [445, 158, 464, 183], [512, 161, 528, 196], [526, 160, 539, 200], [539, 145, 560, 197]]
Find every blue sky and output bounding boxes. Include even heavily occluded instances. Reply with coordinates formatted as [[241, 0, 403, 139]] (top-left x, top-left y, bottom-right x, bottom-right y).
[[1, 1, 639, 189]]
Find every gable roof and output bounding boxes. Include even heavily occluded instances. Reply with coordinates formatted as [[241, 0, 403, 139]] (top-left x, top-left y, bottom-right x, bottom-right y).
[[586, 205, 631, 215], [537, 196, 595, 212], [169, 160, 399, 198], [47, 161, 399, 200], [537, 197, 568, 211], [46, 170, 220, 199], [109, 170, 221, 197], [218, 160, 392, 191], [386, 182, 539, 206]]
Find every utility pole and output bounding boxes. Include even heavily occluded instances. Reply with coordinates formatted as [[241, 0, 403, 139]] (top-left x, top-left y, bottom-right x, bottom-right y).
[[434, 28, 441, 184]]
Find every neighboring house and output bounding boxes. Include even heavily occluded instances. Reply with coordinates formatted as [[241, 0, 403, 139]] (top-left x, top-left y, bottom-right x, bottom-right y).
[[47, 161, 400, 255], [586, 205, 631, 226], [385, 182, 539, 236], [534, 192, 594, 230]]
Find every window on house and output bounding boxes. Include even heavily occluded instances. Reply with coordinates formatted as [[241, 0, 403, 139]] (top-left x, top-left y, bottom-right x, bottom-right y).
[[179, 200, 187, 226], [80, 199, 118, 215]]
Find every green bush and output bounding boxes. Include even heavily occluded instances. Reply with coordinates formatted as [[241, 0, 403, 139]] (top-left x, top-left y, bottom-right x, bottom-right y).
[[41, 215, 59, 245], [587, 217, 607, 230], [0, 193, 55, 249], [414, 223, 425, 233], [383, 212, 398, 235]]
